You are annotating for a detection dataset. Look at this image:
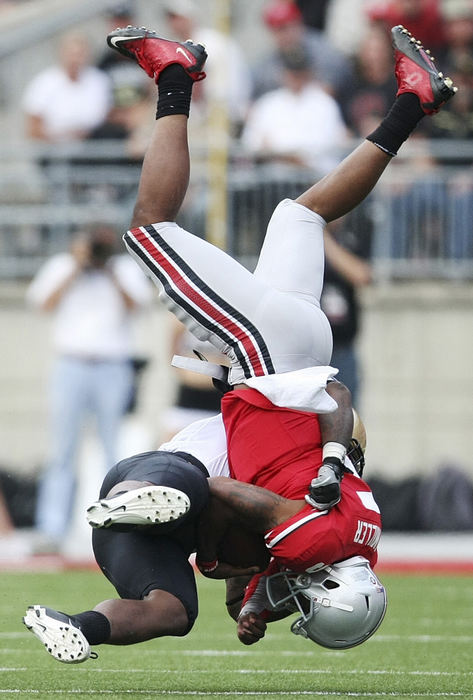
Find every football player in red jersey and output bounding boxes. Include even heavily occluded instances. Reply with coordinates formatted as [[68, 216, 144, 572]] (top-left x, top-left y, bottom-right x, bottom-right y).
[[23, 24, 456, 661], [118, 24, 456, 511]]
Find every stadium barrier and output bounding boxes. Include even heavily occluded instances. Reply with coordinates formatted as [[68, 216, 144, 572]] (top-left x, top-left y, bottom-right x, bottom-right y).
[[0, 138, 472, 281]]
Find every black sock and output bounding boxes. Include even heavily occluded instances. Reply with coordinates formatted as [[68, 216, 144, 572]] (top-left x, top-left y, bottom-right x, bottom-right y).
[[366, 93, 426, 156], [71, 610, 111, 646], [156, 64, 194, 119]]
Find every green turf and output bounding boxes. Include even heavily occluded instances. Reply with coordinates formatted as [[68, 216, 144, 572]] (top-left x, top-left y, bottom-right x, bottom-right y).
[[1, 569, 472, 698]]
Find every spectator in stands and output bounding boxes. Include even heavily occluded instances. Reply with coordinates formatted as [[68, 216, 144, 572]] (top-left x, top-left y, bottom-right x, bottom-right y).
[[241, 48, 347, 175], [97, 1, 150, 116], [406, 1, 473, 259], [22, 31, 111, 143], [295, 0, 331, 30], [340, 24, 398, 137], [367, 0, 447, 53], [0, 0, 18, 14], [439, 0, 473, 70], [324, 0, 371, 57], [89, 83, 154, 162], [321, 224, 372, 408], [252, 0, 353, 102], [426, 62, 473, 257], [427, 0, 473, 143], [163, 0, 252, 136], [383, 136, 449, 261], [26, 226, 152, 552], [71, 81, 154, 205], [0, 489, 14, 536], [361, 5, 459, 261]]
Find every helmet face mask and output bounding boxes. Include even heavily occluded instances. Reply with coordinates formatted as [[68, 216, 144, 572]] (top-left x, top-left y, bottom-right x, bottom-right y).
[[266, 556, 387, 649], [349, 408, 367, 476], [347, 437, 365, 476]]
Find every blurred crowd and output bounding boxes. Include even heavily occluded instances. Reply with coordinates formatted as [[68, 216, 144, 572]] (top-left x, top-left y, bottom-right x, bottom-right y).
[[1, 0, 472, 555], [13, 0, 473, 259], [16, 0, 473, 158]]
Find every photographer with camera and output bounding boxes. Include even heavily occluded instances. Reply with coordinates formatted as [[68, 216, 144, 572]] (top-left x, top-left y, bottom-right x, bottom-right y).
[[26, 225, 152, 553]]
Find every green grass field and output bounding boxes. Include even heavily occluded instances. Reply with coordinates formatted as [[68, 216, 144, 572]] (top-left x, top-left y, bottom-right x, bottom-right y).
[[1, 569, 472, 699]]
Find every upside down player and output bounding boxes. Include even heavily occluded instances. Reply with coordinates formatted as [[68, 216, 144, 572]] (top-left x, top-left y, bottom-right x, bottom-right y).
[[23, 23, 456, 660], [110, 22, 456, 645]]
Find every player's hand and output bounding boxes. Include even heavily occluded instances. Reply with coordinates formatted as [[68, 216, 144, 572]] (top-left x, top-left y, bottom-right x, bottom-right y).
[[237, 612, 267, 645], [305, 459, 345, 510], [196, 558, 260, 580]]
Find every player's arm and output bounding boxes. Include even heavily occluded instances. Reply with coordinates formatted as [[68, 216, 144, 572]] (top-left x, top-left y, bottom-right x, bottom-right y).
[[196, 478, 303, 580], [306, 379, 354, 510], [195, 484, 262, 580], [225, 575, 252, 621], [320, 379, 354, 446], [236, 561, 294, 645]]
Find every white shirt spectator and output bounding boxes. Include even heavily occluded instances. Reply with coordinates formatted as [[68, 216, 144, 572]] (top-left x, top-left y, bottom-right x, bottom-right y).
[[22, 32, 111, 143], [163, 1, 252, 131], [325, 0, 371, 57], [22, 65, 111, 142], [193, 26, 252, 125], [26, 252, 151, 359], [26, 227, 153, 545], [241, 82, 347, 174]]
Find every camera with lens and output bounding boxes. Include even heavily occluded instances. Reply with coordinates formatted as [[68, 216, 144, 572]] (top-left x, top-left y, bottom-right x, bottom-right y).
[[90, 239, 113, 267], [87, 228, 117, 268]]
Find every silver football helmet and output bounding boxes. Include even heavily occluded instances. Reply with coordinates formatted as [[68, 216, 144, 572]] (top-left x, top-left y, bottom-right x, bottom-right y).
[[266, 556, 387, 649]]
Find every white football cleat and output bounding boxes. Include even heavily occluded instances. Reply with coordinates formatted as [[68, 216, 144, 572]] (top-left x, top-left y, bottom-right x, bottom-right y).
[[86, 485, 191, 528], [23, 605, 93, 664]]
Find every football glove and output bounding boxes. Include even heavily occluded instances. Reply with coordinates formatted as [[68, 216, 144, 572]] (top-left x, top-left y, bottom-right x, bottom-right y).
[[305, 458, 346, 510]]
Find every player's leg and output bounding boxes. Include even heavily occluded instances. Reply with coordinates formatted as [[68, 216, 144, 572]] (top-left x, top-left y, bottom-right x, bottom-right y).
[[110, 28, 332, 381], [104, 28, 203, 227], [24, 592, 187, 661], [23, 450, 213, 661], [23, 530, 197, 663], [296, 141, 390, 223], [106, 30, 278, 381], [104, 27, 206, 228], [296, 26, 457, 223], [85, 479, 192, 529], [131, 113, 191, 227], [234, 29, 456, 371], [93, 588, 189, 643], [86, 451, 209, 530], [90, 527, 198, 643]]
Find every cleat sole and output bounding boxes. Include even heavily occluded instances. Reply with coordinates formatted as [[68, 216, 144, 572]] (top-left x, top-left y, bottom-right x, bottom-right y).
[[23, 605, 91, 664], [86, 485, 191, 528]]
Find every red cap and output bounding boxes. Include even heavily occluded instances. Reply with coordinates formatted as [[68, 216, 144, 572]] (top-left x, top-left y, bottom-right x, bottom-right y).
[[263, 1, 303, 28]]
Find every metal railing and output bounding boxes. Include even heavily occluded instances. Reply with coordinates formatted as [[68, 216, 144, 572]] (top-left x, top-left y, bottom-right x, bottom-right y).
[[1, 139, 472, 281]]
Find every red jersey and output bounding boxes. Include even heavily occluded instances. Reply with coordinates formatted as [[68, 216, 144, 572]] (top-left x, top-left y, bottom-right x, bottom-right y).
[[221, 387, 323, 499], [222, 387, 382, 573], [263, 476, 381, 570]]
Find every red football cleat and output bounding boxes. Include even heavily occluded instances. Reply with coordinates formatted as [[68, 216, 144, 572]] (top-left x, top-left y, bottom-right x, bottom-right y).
[[391, 25, 457, 114], [107, 26, 207, 83]]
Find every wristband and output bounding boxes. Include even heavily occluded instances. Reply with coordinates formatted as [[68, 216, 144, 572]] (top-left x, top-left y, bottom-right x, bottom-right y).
[[322, 441, 346, 463], [197, 558, 219, 573]]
